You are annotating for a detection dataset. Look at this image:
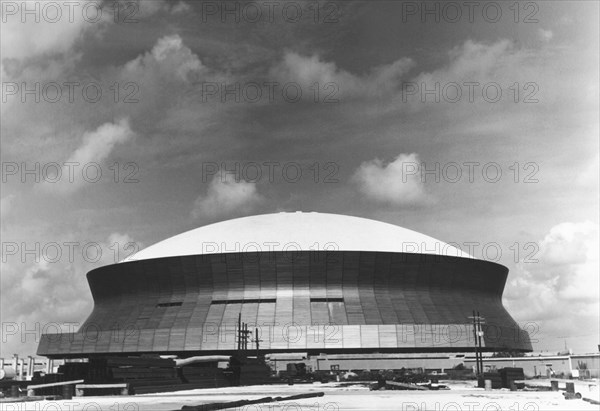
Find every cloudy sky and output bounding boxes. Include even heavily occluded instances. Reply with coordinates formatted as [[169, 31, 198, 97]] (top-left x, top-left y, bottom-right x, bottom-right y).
[[1, 0, 598, 356]]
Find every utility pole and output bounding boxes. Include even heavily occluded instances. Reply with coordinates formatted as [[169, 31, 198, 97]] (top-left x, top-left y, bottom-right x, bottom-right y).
[[243, 323, 249, 350], [236, 313, 251, 352], [237, 313, 242, 351], [469, 310, 485, 376], [251, 328, 263, 357], [471, 311, 479, 375], [477, 311, 485, 374]]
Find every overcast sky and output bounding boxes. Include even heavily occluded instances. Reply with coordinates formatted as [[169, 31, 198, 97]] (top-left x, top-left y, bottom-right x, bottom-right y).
[[1, 0, 598, 357]]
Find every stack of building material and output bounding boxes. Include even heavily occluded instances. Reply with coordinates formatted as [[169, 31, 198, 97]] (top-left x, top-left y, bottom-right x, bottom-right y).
[[127, 379, 187, 394], [105, 357, 176, 370], [499, 367, 525, 389], [238, 357, 272, 386], [102, 357, 182, 394], [26, 355, 275, 395], [110, 363, 177, 379], [58, 362, 90, 381], [384, 380, 429, 390], [180, 365, 230, 388], [29, 372, 66, 396]]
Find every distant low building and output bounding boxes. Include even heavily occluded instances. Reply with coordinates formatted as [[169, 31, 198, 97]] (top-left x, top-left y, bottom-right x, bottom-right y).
[[465, 353, 600, 378]]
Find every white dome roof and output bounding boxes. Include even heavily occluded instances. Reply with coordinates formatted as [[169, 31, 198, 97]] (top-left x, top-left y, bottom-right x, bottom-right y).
[[123, 212, 472, 262]]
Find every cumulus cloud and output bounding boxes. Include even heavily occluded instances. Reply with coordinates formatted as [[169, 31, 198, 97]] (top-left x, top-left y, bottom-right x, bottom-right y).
[[538, 221, 599, 300], [67, 118, 133, 165], [171, 1, 192, 14], [115, 34, 229, 134], [1, 231, 136, 356], [505, 221, 599, 350], [11, 260, 87, 320], [132, 0, 191, 17], [352, 153, 430, 206], [0, 0, 114, 86], [507, 221, 599, 306], [40, 118, 134, 193], [394, 35, 599, 144], [191, 177, 264, 220], [273, 52, 348, 85], [0, 0, 110, 61], [104, 232, 141, 263], [416, 39, 515, 86], [270, 51, 414, 99], [123, 34, 205, 82]]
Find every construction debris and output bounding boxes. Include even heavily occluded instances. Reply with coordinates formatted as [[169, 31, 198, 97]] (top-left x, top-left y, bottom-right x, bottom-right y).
[[179, 392, 325, 411]]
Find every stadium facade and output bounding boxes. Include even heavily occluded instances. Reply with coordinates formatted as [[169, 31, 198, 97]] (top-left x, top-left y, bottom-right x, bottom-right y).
[[38, 212, 532, 358]]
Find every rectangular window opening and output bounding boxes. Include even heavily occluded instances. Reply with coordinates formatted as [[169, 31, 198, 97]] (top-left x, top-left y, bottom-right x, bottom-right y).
[[156, 302, 183, 307], [211, 298, 276, 305], [310, 298, 344, 303]]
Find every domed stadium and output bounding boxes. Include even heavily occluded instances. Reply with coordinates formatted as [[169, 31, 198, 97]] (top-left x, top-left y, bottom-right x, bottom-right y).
[[38, 212, 532, 358]]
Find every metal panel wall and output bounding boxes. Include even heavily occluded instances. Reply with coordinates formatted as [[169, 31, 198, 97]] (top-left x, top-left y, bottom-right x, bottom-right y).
[[38, 251, 532, 357]]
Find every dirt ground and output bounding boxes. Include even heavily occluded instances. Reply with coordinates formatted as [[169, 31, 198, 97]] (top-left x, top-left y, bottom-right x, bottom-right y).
[[1, 380, 598, 410]]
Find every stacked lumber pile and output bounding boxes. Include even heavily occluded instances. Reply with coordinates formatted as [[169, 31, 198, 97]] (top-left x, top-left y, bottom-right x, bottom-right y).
[[445, 369, 475, 380], [58, 362, 90, 381], [102, 357, 183, 394], [25, 363, 86, 396], [22, 355, 274, 396], [180, 365, 230, 388]]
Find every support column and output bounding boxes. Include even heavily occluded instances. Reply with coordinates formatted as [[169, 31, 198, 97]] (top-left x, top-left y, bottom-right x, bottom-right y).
[[27, 356, 34, 380], [12, 354, 18, 376], [18, 358, 24, 381]]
